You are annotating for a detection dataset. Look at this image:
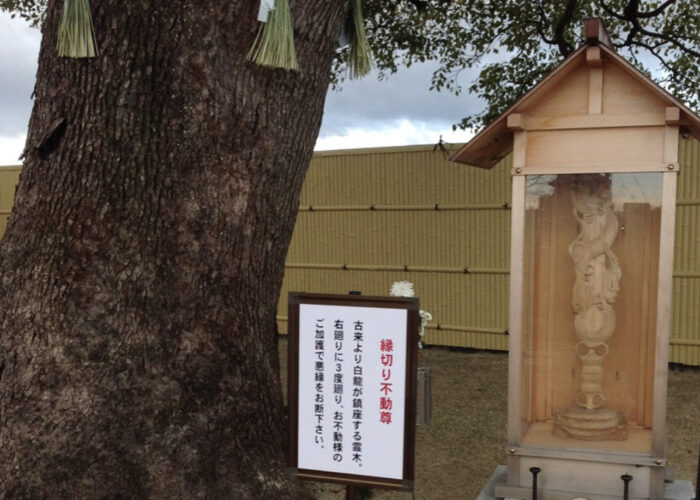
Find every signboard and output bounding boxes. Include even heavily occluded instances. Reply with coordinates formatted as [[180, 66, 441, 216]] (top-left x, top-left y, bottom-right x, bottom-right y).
[[287, 292, 419, 490]]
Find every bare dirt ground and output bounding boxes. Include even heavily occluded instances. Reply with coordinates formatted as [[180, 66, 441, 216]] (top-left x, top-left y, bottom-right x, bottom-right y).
[[279, 339, 700, 499]]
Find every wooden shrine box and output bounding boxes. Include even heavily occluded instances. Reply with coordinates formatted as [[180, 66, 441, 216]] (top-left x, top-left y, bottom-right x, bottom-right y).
[[451, 19, 700, 500]]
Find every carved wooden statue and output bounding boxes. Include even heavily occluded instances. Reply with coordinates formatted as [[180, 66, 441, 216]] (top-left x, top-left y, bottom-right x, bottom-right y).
[[554, 175, 628, 440]]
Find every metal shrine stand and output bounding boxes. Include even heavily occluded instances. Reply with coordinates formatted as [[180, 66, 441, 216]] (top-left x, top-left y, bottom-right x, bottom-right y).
[[477, 465, 696, 500], [345, 486, 414, 499]]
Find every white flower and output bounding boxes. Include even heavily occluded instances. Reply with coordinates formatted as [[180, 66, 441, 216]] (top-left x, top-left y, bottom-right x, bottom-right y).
[[389, 281, 430, 348], [389, 281, 415, 297], [418, 309, 432, 338]]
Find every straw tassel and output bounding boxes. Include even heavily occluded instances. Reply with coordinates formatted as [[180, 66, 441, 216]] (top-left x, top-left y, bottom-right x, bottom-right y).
[[346, 0, 372, 79], [57, 0, 98, 58], [247, 0, 299, 71]]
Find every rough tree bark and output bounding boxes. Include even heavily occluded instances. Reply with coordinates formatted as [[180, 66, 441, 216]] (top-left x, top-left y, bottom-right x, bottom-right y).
[[0, 0, 345, 497]]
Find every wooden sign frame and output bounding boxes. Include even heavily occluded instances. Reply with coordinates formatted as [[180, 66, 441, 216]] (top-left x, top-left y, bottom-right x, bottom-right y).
[[287, 292, 419, 491]]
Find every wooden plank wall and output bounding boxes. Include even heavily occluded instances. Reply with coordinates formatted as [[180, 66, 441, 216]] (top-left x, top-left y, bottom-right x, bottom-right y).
[[672, 138, 700, 365], [0, 139, 699, 364], [280, 144, 511, 352]]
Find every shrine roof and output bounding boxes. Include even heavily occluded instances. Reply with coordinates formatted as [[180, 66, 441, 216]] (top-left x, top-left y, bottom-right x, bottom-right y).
[[450, 19, 700, 168]]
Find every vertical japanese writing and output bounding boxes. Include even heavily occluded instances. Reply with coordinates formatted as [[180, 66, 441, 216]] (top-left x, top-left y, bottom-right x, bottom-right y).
[[314, 319, 325, 448], [352, 320, 364, 465], [379, 339, 394, 425], [298, 303, 410, 479], [332, 319, 344, 462]]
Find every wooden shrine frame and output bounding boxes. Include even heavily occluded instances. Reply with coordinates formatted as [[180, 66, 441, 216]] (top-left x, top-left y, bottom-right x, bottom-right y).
[[502, 128, 679, 499]]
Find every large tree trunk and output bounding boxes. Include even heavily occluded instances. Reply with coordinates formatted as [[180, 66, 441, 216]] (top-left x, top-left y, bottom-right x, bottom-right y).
[[0, 1, 344, 497]]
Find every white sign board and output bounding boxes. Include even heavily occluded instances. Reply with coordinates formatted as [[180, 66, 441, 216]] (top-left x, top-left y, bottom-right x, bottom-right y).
[[288, 293, 418, 489]]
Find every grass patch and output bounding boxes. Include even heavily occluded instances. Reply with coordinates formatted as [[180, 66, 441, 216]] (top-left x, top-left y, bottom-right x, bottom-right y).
[[279, 338, 699, 498]]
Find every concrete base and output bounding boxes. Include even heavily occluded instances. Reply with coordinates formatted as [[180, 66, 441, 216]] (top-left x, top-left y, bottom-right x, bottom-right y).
[[477, 465, 696, 500], [477, 465, 507, 500]]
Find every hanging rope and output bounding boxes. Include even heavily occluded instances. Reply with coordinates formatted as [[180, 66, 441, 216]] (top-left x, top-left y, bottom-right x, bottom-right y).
[[57, 0, 98, 58]]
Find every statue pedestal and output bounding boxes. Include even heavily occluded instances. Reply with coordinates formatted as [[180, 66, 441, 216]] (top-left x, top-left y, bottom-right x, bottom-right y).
[[553, 406, 627, 441]]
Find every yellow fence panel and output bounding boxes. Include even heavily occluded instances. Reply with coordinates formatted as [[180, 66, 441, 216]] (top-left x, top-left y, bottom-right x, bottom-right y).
[[279, 144, 514, 352], [672, 138, 700, 365], [0, 166, 21, 240]]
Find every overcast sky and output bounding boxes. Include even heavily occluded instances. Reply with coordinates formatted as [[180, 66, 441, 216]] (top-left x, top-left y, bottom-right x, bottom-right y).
[[0, 12, 484, 166]]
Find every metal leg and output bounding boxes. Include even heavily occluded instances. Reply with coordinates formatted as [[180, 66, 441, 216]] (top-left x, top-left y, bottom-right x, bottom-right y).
[[621, 474, 633, 500], [530, 467, 541, 500], [346, 485, 357, 500], [695, 439, 700, 500]]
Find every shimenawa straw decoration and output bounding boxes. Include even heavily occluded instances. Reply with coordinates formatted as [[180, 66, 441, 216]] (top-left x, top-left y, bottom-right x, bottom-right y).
[[57, 0, 98, 58], [346, 0, 372, 79], [247, 0, 299, 71]]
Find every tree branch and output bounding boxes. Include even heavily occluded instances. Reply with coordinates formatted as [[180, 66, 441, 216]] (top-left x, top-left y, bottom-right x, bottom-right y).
[[621, 24, 640, 48], [403, 0, 428, 11], [626, 9, 700, 58], [636, 0, 677, 18], [604, 0, 700, 58], [554, 0, 578, 56], [536, 1, 557, 45], [600, 1, 626, 21], [631, 40, 683, 85]]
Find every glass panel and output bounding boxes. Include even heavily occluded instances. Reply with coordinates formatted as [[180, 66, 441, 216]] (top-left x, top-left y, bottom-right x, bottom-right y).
[[521, 173, 662, 453]]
